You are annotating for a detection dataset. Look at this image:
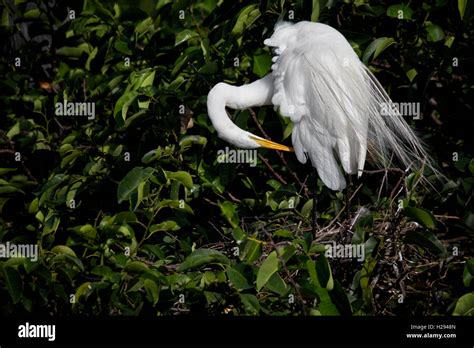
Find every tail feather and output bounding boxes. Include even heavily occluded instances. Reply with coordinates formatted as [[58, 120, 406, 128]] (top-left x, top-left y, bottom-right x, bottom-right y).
[[361, 64, 437, 177]]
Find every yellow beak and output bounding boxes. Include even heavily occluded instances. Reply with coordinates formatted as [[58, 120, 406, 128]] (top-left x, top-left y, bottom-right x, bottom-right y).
[[250, 136, 294, 152]]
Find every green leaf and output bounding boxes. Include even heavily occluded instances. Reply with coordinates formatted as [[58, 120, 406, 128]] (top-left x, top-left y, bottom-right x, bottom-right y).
[[445, 35, 455, 48], [114, 40, 132, 55], [0, 186, 25, 195], [175, 29, 199, 46], [404, 207, 436, 229], [256, 251, 279, 291], [265, 272, 288, 296], [117, 167, 154, 203], [6, 121, 20, 139], [149, 221, 180, 235], [134, 181, 146, 211], [280, 245, 296, 264], [453, 292, 474, 316], [24, 8, 40, 19], [274, 229, 293, 238], [311, 0, 320, 22], [178, 249, 230, 271], [231, 4, 260, 36], [282, 120, 293, 140], [0, 168, 16, 176], [42, 212, 60, 236], [179, 135, 207, 151], [2, 8, 9, 26], [128, 69, 156, 92], [51, 253, 85, 271], [386, 4, 414, 19], [69, 224, 97, 241], [316, 288, 340, 315], [115, 211, 137, 223], [28, 197, 39, 214], [362, 37, 395, 65], [74, 282, 93, 304], [252, 52, 272, 78], [330, 280, 352, 316], [307, 259, 321, 288], [157, 199, 194, 214], [140, 70, 155, 88], [232, 227, 246, 241], [113, 3, 120, 19], [360, 257, 377, 306], [227, 267, 252, 290], [61, 151, 81, 169], [405, 68, 418, 82], [464, 259, 474, 287], [458, 0, 467, 19], [218, 201, 239, 228], [91, 265, 115, 281], [124, 261, 149, 273], [301, 199, 314, 219], [51, 245, 77, 257], [426, 23, 445, 42], [135, 17, 154, 35], [2, 258, 26, 269], [144, 279, 160, 305], [405, 230, 446, 255], [315, 254, 334, 290], [166, 171, 193, 189], [56, 46, 87, 57], [3, 266, 23, 304], [85, 47, 98, 71], [454, 156, 470, 172], [198, 61, 218, 75], [239, 293, 260, 314], [114, 91, 139, 124], [240, 238, 262, 263]]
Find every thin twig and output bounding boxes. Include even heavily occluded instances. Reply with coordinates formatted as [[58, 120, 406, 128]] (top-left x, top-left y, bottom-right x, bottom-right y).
[[227, 192, 242, 203], [361, 168, 405, 174], [258, 153, 287, 185]]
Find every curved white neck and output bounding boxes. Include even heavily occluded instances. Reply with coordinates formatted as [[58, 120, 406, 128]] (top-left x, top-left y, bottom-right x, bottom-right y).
[[206, 74, 275, 136]]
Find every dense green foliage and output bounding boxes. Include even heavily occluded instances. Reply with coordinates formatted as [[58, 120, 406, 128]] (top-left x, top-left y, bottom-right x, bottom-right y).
[[0, 0, 473, 316]]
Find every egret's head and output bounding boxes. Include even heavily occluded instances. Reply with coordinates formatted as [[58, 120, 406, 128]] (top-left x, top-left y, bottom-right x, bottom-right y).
[[263, 21, 297, 54]]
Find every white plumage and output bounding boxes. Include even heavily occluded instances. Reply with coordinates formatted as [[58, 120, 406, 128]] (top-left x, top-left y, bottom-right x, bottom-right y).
[[207, 21, 431, 191]]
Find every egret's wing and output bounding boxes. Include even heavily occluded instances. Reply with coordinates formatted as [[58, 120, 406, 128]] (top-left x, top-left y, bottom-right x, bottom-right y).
[[268, 22, 430, 190], [271, 40, 367, 190]]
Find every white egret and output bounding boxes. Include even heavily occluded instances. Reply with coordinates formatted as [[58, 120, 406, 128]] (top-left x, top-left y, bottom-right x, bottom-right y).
[[207, 21, 432, 192]]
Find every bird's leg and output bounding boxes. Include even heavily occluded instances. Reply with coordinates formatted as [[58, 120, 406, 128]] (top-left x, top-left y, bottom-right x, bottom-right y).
[[345, 174, 352, 220], [311, 167, 319, 236]]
